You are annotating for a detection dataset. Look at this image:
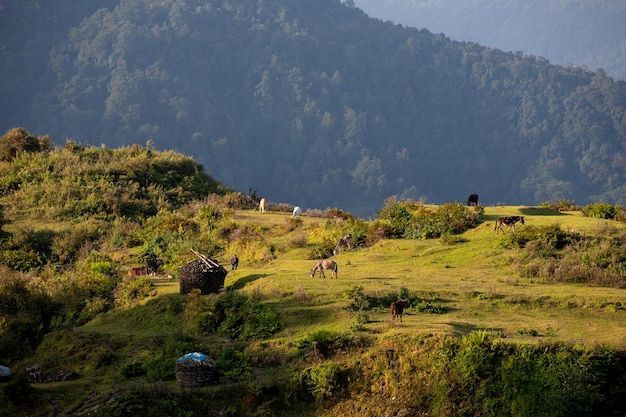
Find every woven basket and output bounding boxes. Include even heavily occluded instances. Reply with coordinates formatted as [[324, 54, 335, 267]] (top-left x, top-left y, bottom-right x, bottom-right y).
[[175, 352, 217, 387]]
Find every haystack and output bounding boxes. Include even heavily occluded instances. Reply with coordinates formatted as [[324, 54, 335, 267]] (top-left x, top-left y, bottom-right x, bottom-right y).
[[175, 352, 217, 387], [179, 250, 227, 295]]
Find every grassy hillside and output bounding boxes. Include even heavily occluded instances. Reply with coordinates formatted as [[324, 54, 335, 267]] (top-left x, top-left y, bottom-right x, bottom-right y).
[[151, 207, 626, 347], [2, 207, 626, 416], [1, 139, 626, 416]]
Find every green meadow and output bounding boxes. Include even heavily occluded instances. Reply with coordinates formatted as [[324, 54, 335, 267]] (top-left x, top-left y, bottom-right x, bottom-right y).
[[183, 206, 626, 348], [4, 206, 626, 416]]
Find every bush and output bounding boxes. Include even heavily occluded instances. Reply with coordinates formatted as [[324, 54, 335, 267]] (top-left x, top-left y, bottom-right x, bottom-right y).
[[145, 355, 176, 381], [378, 197, 479, 239], [377, 196, 412, 237], [0, 127, 51, 162], [507, 225, 626, 287], [145, 333, 197, 381], [2, 372, 32, 406], [342, 285, 370, 311], [540, 199, 580, 211], [0, 318, 43, 362], [192, 291, 283, 341], [405, 202, 480, 239], [499, 224, 576, 251], [198, 204, 222, 230], [350, 311, 369, 331], [296, 330, 366, 360], [216, 347, 252, 382], [120, 359, 147, 378], [51, 221, 105, 264], [1, 226, 57, 271], [113, 277, 156, 309], [0, 277, 59, 361], [299, 363, 350, 402], [582, 202, 622, 219]]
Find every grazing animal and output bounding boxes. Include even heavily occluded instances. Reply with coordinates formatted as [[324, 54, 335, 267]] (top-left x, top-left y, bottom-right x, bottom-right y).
[[145, 257, 164, 275], [292, 206, 302, 218], [333, 233, 354, 256], [467, 194, 479, 206], [127, 267, 146, 277], [259, 198, 266, 213], [390, 299, 408, 322], [494, 216, 525, 233], [310, 260, 338, 279]]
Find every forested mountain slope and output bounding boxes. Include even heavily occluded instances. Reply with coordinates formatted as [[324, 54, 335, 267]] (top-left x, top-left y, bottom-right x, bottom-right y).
[[1, 0, 626, 216], [354, 0, 626, 81]]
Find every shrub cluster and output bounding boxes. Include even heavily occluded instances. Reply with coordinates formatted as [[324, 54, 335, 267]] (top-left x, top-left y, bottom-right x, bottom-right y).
[[582, 202, 624, 220], [0, 127, 52, 162], [0, 275, 59, 362], [296, 330, 367, 360], [342, 285, 448, 315], [378, 197, 480, 239], [306, 214, 371, 259], [540, 199, 580, 211], [501, 224, 626, 287], [332, 333, 626, 416], [185, 291, 283, 341], [0, 132, 226, 221]]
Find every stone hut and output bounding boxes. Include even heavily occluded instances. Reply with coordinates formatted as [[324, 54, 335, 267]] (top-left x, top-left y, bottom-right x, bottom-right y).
[[178, 251, 227, 295]]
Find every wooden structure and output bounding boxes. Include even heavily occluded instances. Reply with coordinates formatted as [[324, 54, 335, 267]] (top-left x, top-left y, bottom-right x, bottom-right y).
[[178, 249, 227, 295]]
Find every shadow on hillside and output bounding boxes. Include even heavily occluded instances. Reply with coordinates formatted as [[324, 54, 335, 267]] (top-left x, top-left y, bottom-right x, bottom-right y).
[[480, 207, 569, 223], [445, 321, 504, 338], [519, 207, 569, 216], [228, 274, 268, 290]]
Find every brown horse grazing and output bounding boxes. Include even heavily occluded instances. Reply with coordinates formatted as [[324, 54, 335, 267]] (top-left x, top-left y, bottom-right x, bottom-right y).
[[494, 216, 525, 233], [310, 260, 338, 279], [390, 299, 408, 322]]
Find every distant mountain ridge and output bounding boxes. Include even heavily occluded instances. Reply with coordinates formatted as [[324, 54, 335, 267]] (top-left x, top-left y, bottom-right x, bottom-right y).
[[1, 0, 626, 217], [354, 0, 626, 81]]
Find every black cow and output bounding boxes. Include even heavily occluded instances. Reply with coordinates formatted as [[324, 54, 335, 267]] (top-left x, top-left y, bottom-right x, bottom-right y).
[[145, 257, 164, 275], [467, 194, 479, 206], [390, 299, 408, 322]]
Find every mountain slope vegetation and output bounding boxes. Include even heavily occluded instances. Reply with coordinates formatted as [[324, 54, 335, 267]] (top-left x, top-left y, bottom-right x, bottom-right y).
[[1, 0, 626, 217], [1, 136, 626, 416], [355, 0, 626, 81]]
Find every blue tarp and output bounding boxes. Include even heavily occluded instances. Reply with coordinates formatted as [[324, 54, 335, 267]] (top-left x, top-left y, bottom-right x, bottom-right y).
[[178, 352, 208, 362], [0, 365, 11, 378]]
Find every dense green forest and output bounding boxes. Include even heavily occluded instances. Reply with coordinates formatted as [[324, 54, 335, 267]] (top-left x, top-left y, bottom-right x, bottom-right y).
[[1, 0, 626, 216], [355, 0, 626, 81]]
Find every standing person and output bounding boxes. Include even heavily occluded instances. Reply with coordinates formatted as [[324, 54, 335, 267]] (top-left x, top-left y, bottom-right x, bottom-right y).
[[230, 254, 239, 270]]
